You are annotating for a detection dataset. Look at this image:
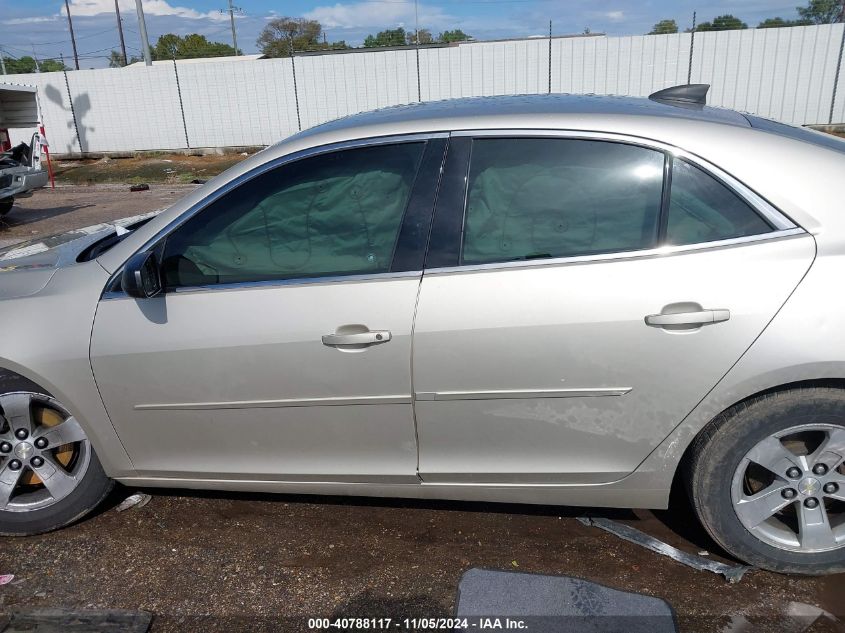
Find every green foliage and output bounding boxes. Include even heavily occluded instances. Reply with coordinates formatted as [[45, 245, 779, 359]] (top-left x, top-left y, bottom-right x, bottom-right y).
[[108, 50, 142, 67], [648, 19, 679, 34], [1, 55, 67, 74], [151, 33, 239, 60], [757, 16, 812, 27], [257, 17, 348, 56], [364, 27, 408, 47], [797, 0, 844, 24], [695, 14, 748, 31], [406, 29, 433, 45], [438, 29, 471, 43]]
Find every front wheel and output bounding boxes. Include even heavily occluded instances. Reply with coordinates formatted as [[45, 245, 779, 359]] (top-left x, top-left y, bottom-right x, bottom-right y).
[[0, 197, 13, 216], [688, 388, 845, 575], [0, 383, 113, 535]]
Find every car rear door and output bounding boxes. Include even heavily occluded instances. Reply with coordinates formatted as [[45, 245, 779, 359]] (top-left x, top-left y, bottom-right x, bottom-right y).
[[91, 136, 446, 481], [412, 133, 815, 484]]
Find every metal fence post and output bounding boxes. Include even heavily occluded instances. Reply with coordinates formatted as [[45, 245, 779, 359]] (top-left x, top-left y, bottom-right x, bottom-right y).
[[172, 58, 190, 149], [290, 40, 302, 132], [416, 46, 422, 102], [830, 24, 845, 124], [687, 11, 697, 84], [548, 20, 552, 94], [62, 69, 83, 155]]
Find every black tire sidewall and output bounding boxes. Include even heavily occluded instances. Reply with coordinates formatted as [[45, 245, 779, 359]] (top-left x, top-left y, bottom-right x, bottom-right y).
[[692, 389, 845, 574], [0, 376, 113, 536]]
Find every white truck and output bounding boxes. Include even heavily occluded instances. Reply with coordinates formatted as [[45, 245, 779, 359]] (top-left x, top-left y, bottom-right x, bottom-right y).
[[0, 84, 49, 216]]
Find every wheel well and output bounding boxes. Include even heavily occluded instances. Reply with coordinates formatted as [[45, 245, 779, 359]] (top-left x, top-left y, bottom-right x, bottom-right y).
[[0, 368, 51, 396], [671, 378, 845, 496]]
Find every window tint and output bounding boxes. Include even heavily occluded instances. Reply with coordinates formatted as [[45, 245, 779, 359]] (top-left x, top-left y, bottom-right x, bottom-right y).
[[162, 142, 425, 288], [461, 138, 664, 265], [665, 159, 772, 246]]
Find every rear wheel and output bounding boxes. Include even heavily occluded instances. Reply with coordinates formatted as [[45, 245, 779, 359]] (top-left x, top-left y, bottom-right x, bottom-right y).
[[0, 379, 112, 535], [689, 388, 845, 575], [0, 197, 13, 216]]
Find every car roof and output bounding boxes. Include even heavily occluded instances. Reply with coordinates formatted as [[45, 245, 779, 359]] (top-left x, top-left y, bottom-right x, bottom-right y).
[[291, 93, 752, 143]]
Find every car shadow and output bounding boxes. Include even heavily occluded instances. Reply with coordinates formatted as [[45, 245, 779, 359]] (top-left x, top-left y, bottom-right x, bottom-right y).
[[0, 203, 95, 230]]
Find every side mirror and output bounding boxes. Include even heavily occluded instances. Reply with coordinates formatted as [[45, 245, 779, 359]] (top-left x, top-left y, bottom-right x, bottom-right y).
[[122, 250, 163, 299]]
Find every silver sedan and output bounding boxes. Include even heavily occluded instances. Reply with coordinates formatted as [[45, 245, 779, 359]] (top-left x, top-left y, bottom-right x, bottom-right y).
[[1, 85, 844, 575]]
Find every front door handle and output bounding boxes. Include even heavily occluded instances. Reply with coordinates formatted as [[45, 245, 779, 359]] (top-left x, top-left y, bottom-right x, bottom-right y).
[[645, 309, 730, 327], [322, 330, 392, 346]]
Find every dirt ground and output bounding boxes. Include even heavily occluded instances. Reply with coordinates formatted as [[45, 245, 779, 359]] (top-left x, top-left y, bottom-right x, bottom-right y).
[[52, 153, 248, 186], [0, 186, 844, 632]]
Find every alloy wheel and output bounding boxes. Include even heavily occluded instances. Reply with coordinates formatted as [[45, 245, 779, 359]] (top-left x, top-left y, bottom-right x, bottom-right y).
[[0, 392, 90, 512], [731, 424, 845, 553]]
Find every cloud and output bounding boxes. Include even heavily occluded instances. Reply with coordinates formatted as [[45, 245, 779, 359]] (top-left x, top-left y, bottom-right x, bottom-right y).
[[60, 0, 226, 21], [4, 16, 60, 24], [305, 1, 452, 30], [604, 11, 625, 22]]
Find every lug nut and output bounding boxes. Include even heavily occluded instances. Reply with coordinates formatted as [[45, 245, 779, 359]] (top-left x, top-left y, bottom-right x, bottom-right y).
[[8, 459, 21, 471], [14, 428, 28, 440], [813, 463, 829, 476], [787, 467, 802, 479], [804, 497, 820, 509], [823, 482, 839, 494], [30, 456, 44, 468], [782, 488, 797, 499], [0, 442, 11, 454], [34, 437, 48, 449]]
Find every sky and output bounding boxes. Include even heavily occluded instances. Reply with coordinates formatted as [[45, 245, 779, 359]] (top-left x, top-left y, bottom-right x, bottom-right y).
[[0, 0, 805, 68]]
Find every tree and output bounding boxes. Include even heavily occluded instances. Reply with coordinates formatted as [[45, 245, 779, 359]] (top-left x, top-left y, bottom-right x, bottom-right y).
[[364, 27, 407, 47], [257, 17, 347, 56], [648, 19, 679, 34], [438, 29, 471, 43], [757, 16, 811, 27], [108, 50, 143, 67], [151, 33, 238, 60], [406, 28, 433, 45], [695, 14, 748, 31], [796, 0, 844, 24], [2, 56, 67, 74]]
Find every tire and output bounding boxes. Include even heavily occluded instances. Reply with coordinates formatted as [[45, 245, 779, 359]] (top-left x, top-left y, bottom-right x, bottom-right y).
[[0, 373, 113, 536], [0, 197, 13, 216], [688, 387, 845, 575]]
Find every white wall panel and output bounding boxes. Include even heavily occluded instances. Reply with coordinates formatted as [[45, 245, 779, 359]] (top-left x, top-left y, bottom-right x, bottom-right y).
[[296, 49, 418, 129], [691, 24, 843, 125], [176, 58, 299, 148]]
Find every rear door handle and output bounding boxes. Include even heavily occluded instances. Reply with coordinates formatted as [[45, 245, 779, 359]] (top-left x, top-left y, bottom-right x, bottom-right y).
[[645, 309, 730, 327], [322, 330, 392, 346]]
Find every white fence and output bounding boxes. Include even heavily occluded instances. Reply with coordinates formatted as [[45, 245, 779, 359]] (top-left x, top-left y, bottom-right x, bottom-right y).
[[3, 23, 844, 156]]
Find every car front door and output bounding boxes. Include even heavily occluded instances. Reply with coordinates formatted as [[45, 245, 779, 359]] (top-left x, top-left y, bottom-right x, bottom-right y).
[[412, 133, 815, 484], [90, 136, 446, 481]]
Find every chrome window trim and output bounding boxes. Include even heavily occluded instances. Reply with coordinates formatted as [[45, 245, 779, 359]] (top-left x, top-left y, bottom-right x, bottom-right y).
[[101, 269, 422, 300], [450, 128, 797, 231], [102, 132, 448, 299], [423, 227, 807, 277]]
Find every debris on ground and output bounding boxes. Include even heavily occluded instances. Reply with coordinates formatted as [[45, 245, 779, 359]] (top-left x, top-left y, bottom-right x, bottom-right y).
[[0, 575, 13, 586], [115, 493, 152, 512], [129, 184, 150, 192], [577, 516, 749, 583]]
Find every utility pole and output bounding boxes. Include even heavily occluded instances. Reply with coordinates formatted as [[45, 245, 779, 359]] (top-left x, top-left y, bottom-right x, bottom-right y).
[[414, 0, 419, 45], [227, 0, 239, 54], [135, 0, 152, 66], [0, 49, 6, 75], [63, 0, 80, 70], [32, 46, 41, 73], [115, 0, 128, 66]]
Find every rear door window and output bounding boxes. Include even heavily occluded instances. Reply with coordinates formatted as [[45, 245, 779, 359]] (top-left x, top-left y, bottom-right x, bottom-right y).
[[460, 138, 665, 264]]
